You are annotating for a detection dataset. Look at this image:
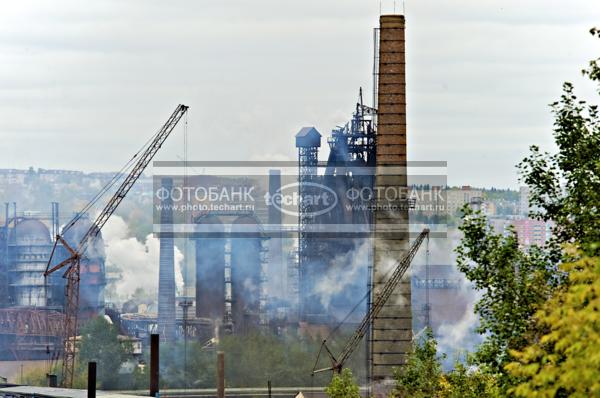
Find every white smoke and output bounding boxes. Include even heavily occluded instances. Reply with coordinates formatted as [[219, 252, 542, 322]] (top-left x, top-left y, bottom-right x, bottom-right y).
[[102, 215, 185, 303], [436, 277, 482, 365], [437, 305, 478, 351], [424, 228, 482, 362], [313, 239, 370, 309], [243, 278, 260, 296]]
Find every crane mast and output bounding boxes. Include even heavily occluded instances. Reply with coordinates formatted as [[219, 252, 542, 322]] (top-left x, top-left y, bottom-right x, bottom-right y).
[[44, 104, 188, 387], [313, 228, 430, 375]]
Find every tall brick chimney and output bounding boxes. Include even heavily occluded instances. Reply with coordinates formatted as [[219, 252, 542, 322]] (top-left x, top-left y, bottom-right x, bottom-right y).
[[371, 14, 411, 381]]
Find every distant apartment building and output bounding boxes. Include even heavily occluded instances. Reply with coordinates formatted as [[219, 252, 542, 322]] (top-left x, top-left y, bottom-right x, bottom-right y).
[[489, 217, 513, 236], [519, 186, 531, 216], [0, 169, 27, 185], [482, 201, 496, 216], [37, 168, 84, 183], [446, 186, 484, 214], [513, 218, 547, 247], [490, 216, 548, 247]]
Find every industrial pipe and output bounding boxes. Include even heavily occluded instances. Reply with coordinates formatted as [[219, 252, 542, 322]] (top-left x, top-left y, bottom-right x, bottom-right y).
[[87, 362, 96, 398], [217, 351, 224, 398], [150, 334, 159, 397], [46, 374, 57, 387]]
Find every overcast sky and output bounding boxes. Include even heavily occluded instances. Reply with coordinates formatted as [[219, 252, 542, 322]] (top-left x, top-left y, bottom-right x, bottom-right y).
[[1, 0, 599, 188]]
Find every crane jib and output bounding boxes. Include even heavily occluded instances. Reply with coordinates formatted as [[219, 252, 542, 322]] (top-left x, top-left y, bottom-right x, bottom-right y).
[[42, 104, 188, 387], [312, 228, 430, 374]]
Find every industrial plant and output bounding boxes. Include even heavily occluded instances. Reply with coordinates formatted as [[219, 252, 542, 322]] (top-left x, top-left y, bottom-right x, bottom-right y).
[[0, 204, 104, 360], [0, 12, 469, 392], [1, 0, 596, 395]]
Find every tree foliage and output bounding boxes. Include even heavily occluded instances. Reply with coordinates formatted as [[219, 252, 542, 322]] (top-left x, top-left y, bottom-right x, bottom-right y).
[[153, 331, 365, 389], [456, 205, 559, 389], [517, 27, 600, 255], [218, 332, 342, 388], [506, 250, 600, 397], [391, 330, 500, 398], [159, 340, 215, 388], [325, 368, 361, 398], [455, 26, 600, 395], [78, 316, 132, 389], [440, 361, 501, 398], [390, 329, 444, 398]]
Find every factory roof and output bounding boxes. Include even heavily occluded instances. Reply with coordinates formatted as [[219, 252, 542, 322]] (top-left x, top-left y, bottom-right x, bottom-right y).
[[9, 219, 52, 245], [0, 386, 146, 398], [295, 127, 321, 148]]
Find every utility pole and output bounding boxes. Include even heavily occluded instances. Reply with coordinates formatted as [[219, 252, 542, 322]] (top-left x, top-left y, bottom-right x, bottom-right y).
[[217, 351, 225, 398]]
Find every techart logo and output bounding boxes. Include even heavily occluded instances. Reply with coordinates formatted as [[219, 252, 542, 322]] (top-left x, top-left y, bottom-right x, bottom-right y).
[[265, 182, 338, 217]]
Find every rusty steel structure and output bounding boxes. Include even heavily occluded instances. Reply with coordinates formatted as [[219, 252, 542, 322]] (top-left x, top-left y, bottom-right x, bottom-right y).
[[0, 308, 65, 360], [0, 308, 64, 336], [44, 104, 188, 387], [0, 202, 106, 361]]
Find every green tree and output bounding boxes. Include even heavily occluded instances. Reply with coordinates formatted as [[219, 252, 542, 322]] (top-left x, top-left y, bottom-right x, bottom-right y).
[[158, 340, 216, 389], [21, 365, 52, 386], [506, 250, 600, 397], [325, 368, 361, 398], [390, 329, 444, 398], [456, 206, 559, 390], [152, 331, 363, 390], [517, 28, 600, 256], [218, 332, 330, 388], [454, 26, 600, 393], [78, 316, 132, 389], [441, 361, 501, 398]]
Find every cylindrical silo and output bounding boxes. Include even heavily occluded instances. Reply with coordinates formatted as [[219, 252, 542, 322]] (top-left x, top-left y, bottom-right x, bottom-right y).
[[9, 219, 53, 307], [194, 215, 226, 321], [230, 216, 262, 334]]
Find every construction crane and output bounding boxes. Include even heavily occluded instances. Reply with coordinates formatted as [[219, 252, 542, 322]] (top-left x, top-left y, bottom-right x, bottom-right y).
[[44, 104, 189, 387], [312, 228, 429, 375]]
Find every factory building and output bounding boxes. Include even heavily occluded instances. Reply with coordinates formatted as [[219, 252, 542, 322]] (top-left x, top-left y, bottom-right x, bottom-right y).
[[193, 211, 268, 335], [411, 264, 470, 332], [194, 214, 226, 321], [292, 13, 415, 384], [60, 217, 106, 321], [8, 218, 56, 307], [294, 93, 377, 325], [0, 203, 106, 360], [157, 177, 176, 342]]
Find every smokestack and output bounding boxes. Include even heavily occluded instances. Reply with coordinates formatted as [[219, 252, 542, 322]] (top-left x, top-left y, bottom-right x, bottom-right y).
[[87, 362, 96, 398], [150, 334, 159, 397], [51, 202, 59, 238], [267, 170, 283, 299], [46, 374, 57, 387], [158, 177, 176, 342], [217, 351, 225, 398], [371, 14, 411, 381]]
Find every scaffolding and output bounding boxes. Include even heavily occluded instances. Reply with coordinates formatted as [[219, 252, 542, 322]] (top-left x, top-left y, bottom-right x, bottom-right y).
[[295, 127, 322, 323]]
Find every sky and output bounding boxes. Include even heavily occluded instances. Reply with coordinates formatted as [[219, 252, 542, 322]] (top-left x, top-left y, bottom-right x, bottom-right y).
[[1, 0, 599, 188]]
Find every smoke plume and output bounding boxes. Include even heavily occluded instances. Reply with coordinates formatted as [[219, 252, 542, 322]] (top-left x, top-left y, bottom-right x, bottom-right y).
[[102, 215, 184, 303], [313, 239, 370, 320]]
